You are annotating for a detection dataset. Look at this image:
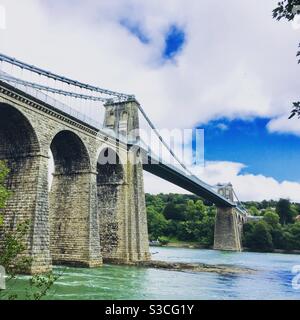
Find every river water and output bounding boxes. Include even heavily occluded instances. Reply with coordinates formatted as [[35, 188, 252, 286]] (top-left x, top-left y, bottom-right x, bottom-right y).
[[6, 247, 300, 300]]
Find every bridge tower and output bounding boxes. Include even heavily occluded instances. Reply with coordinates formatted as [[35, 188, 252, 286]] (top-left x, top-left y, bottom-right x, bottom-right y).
[[214, 183, 242, 251], [98, 98, 150, 263]]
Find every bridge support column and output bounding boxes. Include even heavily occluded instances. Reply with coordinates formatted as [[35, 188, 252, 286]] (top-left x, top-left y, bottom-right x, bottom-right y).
[[1, 154, 52, 274], [49, 130, 102, 267], [125, 152, 151, 262], [97, 157, 150, 263], [97, 178, 127, 262], [214, 207, 242, 251], [99, 99, 150, 263], [50, 170, 102, 267]]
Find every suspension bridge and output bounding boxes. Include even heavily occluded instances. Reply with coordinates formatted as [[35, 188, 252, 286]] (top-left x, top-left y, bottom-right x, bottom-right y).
[[0, 53, 248, 273]]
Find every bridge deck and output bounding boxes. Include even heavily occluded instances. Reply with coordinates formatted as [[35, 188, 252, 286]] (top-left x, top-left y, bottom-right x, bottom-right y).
[[139, 149, 235, 208]]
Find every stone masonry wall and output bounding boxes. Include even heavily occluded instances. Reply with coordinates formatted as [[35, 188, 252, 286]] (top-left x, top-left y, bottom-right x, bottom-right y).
[[50, 171, 102, 267], [100, 99, 151, 263], [214, 207, 242, 251]]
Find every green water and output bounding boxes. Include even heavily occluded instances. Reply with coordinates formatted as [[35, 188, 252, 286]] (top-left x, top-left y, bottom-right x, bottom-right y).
[[3, 247, 300, 300]]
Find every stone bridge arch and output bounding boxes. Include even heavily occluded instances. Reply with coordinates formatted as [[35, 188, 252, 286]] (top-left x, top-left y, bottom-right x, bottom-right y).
[[50, 130, 92, 174], [0, 103, 51, 273], [49, 130, 101, 267]]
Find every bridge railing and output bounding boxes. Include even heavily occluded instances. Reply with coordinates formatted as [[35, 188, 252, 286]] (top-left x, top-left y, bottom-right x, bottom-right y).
[[0, 70, 103, 130]]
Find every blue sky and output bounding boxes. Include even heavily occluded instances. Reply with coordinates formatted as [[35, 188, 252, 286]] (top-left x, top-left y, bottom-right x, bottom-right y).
[[201, 118, 300, 183], [120, 20, 186, 61], [120, 19, 150, 44], [163, 25, 185, 60]]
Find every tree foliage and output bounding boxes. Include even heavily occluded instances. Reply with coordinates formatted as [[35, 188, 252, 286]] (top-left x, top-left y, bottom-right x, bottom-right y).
[[146, 194, 216, 246], [242, 199, 300, 251], [0, 161, 10, 210], [263, 210, 280, 228], [276, 198, 295, 225], [273, 0, 300, 21], [243, 221, 274, 251]]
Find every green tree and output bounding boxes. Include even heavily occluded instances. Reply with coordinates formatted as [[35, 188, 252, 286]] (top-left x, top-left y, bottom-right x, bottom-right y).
[[177, 221, 197, 241], [196, 215, 215, 245], [243, 221, 273, 251], [163, 202, 186, 221], [263, 210, 280, 228], [291, 204, 300, 220], [249, 206, 260, 216], [262, 210, 286, 249], [284, 222, 300, 249], [185, 200, 206, 221], [147, 206, 168, 239], [271, 225, 286, 249], [276, 198, 294, 225], [145, 194, 165, 213], [0, 161, 10, 209]]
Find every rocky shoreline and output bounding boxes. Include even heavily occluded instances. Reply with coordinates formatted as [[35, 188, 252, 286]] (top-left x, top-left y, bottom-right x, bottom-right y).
[[135, 260, 256, 275]]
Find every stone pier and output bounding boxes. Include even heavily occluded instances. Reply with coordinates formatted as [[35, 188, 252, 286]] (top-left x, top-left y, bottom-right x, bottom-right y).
[[213, 183, 242, 251]]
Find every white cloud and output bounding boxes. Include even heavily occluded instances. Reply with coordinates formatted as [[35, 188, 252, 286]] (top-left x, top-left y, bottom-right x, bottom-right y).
[[1, 0, 300, 129], [267, 114, 300, 136], [144, 161, 300, 202], [216, 123, 228, 131], [144, 171, 189, 194]]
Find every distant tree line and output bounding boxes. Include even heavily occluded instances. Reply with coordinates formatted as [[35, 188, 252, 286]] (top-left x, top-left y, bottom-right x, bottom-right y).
[[242, 199, 300, 252], [146, 194, 216, 246], [146, 194, 300, 252]]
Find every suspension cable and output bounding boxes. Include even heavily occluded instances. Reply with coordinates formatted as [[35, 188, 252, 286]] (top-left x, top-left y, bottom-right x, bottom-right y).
[[136, 103, 196, 177], [0, 73, 109, 102], [232, 188, 247, 213], [0, 53, 133, 100]]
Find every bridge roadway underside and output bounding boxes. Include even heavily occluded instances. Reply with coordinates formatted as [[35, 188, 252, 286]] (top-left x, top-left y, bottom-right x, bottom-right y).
[[141, 155, 235, 208]]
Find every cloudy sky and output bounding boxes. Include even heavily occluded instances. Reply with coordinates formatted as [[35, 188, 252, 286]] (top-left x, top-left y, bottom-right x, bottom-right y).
[[1, 0, 300, 201]]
